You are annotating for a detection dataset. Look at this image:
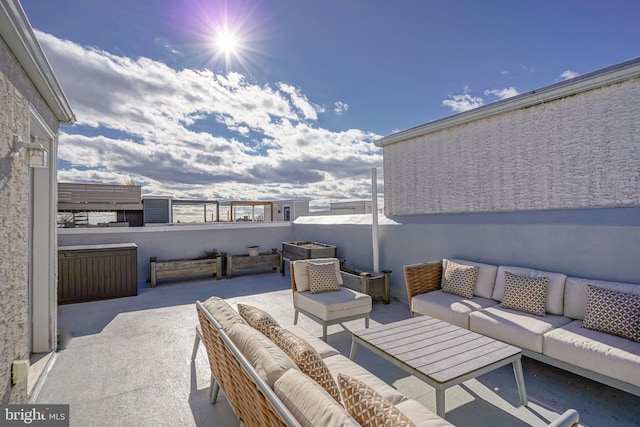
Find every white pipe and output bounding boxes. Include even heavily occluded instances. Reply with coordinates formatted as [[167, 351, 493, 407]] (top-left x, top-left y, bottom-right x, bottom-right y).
[[371, 168, 380, 273]]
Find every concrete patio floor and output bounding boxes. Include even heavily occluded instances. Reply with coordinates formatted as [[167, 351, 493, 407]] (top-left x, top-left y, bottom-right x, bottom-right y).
[[34, 270, 640, 427]]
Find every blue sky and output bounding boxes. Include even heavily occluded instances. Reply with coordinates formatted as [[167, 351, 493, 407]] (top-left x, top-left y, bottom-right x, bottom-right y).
[[21, 0, 640, 210]]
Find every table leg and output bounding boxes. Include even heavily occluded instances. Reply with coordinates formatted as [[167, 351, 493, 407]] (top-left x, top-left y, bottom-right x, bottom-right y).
[[512, 358, 528, 407], [349, 341, 359, 360], [435, 388, 445, 417]]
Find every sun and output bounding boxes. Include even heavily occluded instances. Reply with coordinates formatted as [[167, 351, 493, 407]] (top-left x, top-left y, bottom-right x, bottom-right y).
[[217, 29, 239, 55]]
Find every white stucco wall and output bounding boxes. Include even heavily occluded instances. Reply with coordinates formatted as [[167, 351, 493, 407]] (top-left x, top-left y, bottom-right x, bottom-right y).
[[0, 33, 59, 403], [383, 77, 640, 216]]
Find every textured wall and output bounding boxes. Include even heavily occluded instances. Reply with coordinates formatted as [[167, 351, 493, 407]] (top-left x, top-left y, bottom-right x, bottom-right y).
[[0, 34, 57, 403], [383, 78, 640, 216]]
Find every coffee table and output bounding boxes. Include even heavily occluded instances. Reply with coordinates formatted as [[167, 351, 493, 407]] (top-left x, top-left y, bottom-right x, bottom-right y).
[[349, 315, 527, 418]]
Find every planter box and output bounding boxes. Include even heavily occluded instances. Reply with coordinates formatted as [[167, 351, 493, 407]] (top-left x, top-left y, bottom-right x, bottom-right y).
[[340, 264, 391, 304], [282, 241, 337, 261], [150, 256, 222, 286], [226, 252, 283, 278]]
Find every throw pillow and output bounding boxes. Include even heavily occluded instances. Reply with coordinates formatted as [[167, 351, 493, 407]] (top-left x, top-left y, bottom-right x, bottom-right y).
[[271, 326, 341, 402], [442, 260, 479, 298], [582, 285, 640, 342], [338, 374, 415, 427], [500, 271, 548, 316], [308, 261, 341, 293], [237, 303, 280, 339]]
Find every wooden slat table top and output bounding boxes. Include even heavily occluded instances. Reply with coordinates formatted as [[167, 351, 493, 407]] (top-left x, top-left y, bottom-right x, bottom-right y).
[[352, 316, 521, 384]]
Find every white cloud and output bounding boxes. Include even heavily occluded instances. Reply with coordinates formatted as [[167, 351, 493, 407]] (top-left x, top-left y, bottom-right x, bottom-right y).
[[560, 70, 580, 80], [334, 101, 349, 115], [442, 87, 484, 113], [484, 87, 520, 100], [36, 31, 382, 206]]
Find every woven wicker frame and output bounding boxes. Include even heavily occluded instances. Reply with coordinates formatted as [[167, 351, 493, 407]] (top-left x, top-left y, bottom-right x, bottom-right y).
[[196, 304, 292, 427], [403, 261, 443, 310]]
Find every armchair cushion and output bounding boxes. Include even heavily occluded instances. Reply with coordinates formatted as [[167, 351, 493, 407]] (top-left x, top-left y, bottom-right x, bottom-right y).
[[308, 261, 341, 293], [292, 258, 342, 292], [294, 287, 371, 321]]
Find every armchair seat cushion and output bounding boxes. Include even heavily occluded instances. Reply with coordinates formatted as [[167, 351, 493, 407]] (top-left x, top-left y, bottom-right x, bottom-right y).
[[469, 306, 571, 353], [294, 288, 372, 321], [412, 290, 498, 329]]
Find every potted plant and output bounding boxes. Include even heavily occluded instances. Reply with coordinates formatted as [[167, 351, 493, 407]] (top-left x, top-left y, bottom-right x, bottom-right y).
[[248, 245, 259, 256]]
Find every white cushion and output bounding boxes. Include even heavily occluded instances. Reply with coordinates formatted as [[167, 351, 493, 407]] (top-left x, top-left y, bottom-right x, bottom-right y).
[[493, 265, 567, 315], [564, 276, 640, 320], [292, 258, 343, 292], [322, 354, 407, 405], [469, 306, 571, 352], [544, 320, 640, 388], [294, 288, 371, 321], [274, 369, 359, 427], [443, 259, 498, 299], [284, 325, 341, 358], [411, 290, 498, 329], [201, 296, 247, 331], [227, 323, 298, 388], [394, 399, 455, 427]]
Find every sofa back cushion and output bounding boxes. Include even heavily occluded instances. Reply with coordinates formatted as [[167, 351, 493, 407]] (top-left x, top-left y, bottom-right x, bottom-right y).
[[442, 259, 498, 299], [493, 266, 567, 315], [564, 277, 640, 320], [227, 323, 298, 388], [275, 369, 360, 427], [202, 296, 247, 331]]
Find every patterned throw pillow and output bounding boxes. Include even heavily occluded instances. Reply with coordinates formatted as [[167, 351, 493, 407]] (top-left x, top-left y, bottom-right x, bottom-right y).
[[582, 285, 640, 342], [500, 271, 548, 316], [271, 326, 341, 402], [237, 303, 281, 339], [338, 374, 415, 427], [308, 261, 341, 293], [442, 261, 479, 298]]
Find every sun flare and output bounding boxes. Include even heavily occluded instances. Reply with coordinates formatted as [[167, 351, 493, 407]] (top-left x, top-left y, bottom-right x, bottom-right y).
[[217, 30, 238, 55]]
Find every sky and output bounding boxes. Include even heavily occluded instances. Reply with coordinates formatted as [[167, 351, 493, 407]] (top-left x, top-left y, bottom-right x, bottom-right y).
[[20, 0, 640, 211]]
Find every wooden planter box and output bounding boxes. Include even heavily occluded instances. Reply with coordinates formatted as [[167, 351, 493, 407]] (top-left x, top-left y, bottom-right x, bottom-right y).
[[150, 256, 222, 286], [282, 241, 337, 261], [340, 264, 391, 304], [226, 252, 283, 279]]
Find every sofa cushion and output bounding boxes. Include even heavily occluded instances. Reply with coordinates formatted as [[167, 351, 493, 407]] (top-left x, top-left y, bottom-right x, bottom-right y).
[[294, 288, 371, 321], [227, 323, 298, 388], [394, 400, 454, 427], [292, 258, 343, 292], [500, 272, 548, 316], [308, 261, 342, 293], [493, 266, 567, 315], [274, 369, 359, 427], [284, 325, 341, 358], [338, 374, 414, 427], [271, 326, 341, 402], [323, 354, 407, 405], [582, 285, 640, 342], [564, 276, 640, 320], [544, 320, 640, 388], [441, 260, 478, 299], [237, 303, 280, 338], [201, 296, 247, 331], [469, 306, 571, 352], [442, 259, 498, 299], [411, 290, 498, 329]]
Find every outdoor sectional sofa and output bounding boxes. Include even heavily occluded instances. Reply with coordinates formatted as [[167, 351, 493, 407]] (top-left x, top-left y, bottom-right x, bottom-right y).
[[195, 297, 452, 427], [404, 258, 640, 398]]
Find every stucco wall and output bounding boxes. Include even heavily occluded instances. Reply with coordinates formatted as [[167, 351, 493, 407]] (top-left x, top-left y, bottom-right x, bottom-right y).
[[383, 77, 640, 216], [0, 33, 59, 403]]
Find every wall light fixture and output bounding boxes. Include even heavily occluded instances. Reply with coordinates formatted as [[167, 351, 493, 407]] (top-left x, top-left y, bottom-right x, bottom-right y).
[[12, 134, 48, 168]]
